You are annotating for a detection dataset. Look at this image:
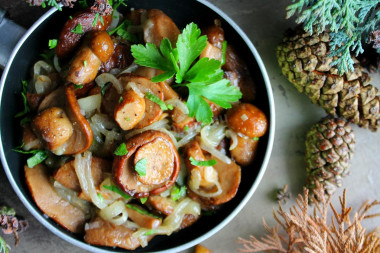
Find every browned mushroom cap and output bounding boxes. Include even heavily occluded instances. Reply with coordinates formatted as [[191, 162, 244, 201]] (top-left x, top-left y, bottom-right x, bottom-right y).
[[114, 89, 146, 131], [118, 74, 164, 129], [84, 216, 142, 250], [54, 156, 111, 193], [60, 86, 93, 155], [226, 103, 268, 138], [113, 130, 180, 198], [32, 107, 74, 151], [230, 135, 259, 166], [147, 195, 199, 229], [56, 8, 112, 58], [143, 9, 180, 47], [25, 164, 86, 233]]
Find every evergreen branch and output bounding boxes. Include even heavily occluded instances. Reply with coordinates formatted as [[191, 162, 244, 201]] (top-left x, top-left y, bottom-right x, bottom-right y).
[[286, 0, 380, 74], [0, 236, 9, 253]]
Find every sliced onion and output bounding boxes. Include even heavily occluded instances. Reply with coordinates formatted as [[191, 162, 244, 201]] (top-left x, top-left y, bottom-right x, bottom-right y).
[[34, 75, 55, 94], [226, 129, 238, 150], [53, 53, 61, 72], [164, 99, 189, 115], [91, 113, 119, 130], [189, 179, 222, 198], [200, 124, 226, 148], [177, 130, 198, 148], [78, 94, 102, 115], [133, 198, 200, 245], [95, 73, 123, 94], [99, 200, 128, 225], [53, 181, 91, 216], [74, 151, 107, 209], [118, 62, 139, 75], [107, 10, 122, 32], [124, 118, 169, 140], [200, 140, 231, 164], [33, 60, 54, 82], [126, 81, 144, 98]]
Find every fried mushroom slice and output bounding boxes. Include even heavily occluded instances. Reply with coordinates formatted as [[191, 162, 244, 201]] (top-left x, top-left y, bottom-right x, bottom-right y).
[[25, 164, 86, 233], [118, 74, 164, 129], [143, 9, 180, 47], [114, 89, 146, 131], [84, 217, 142, 250], [32, 107, 73, 151], [113, 130, 180, 198]]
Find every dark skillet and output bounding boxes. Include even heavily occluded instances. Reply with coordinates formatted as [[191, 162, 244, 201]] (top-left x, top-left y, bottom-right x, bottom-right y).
[[0, 0, 275, 252]]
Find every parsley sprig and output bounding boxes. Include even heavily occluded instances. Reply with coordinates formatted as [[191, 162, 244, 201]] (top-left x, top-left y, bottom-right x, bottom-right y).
[[131, 23, 242, 124], [13, 143, 48, 168]]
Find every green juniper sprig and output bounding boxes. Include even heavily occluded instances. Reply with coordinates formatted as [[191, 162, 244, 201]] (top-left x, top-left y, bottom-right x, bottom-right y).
[[286, 0, 380, 74]]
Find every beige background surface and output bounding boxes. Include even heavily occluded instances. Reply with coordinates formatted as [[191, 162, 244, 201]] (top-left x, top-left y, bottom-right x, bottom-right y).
[[0, 0, 379, 252]]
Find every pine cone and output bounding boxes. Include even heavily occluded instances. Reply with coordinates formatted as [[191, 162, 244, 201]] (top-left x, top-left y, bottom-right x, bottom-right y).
[[305, 117, 355, 197], [276, 28, 380, 131]]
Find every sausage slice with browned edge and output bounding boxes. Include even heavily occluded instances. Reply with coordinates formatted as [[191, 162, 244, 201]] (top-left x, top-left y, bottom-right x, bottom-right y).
[[113, 130, 180, 198]]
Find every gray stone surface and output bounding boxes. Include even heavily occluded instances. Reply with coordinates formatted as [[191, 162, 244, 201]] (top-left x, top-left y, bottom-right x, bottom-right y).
[[0, 0, 379, 252]]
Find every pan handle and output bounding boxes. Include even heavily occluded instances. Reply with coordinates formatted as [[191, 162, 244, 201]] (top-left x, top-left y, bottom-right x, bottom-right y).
[[0, 7, 26, 69]]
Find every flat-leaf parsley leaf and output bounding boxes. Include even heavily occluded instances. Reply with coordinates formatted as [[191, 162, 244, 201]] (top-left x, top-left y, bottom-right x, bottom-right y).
[[189, 157, 217, 167]]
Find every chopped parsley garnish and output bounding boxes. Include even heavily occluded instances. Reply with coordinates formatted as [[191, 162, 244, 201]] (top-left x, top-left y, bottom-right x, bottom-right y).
[[99, 16, 104, 26], [92, 13, 100, 27], [13, 143, 49, 168], [189, 157, 217, 167], [142, 229, 158, 236], [15, 80, 30, 118], [97, 193, 104, 203], [41, 0, 62, 11], [140, 197, 148, 204], [40, 49, 55, 64], [110, 0, 128, 10], [48, 39, 58, 49], [102, 185, 131, 200], [221, 40, 227, 65], [126, 204, 160, 218], [78, 0, 88, 8], [131, 22, 242, 124], [170, 185, 187, 201], [118, 96, 123, 103], [184, 125, 189, 132], [101, 83, 111, 97], [253, 137, 259, 141], [145, 92, 168, 111], [108, 20, 138, 43], [71, 23, 83, 34], [73, 84, 83, 89], [167, 104, 174, 110], [114, 143, 128, 156], [135, 158, 147, 176], [69, 16, 73, 20], [20, 117, 31, 126], [83, 60, 87, 67]]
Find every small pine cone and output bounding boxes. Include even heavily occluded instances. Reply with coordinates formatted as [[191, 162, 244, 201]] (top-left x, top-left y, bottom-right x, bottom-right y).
[[276, 27, 380, 131], [305, 117, 355, 197]]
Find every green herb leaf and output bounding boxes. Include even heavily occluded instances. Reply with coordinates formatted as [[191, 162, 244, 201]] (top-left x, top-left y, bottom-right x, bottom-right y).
[[170, 185, 187, 201], [221, 40, 227, 65], [118, 96, 123, 103], [167, 104, 174, 110], [109, 20, 138, 43], [99, 16, 104, 26], [40, 49, 55, 64], [71, 23, 83, 34], [0, 235, 9, 253], [189, 157, 217, 167], [78, 0, 88, 8], [184, 125, 189, 132], [27, 150, 48, 168], [97, 193, 104, 203], [92, 13, 100, 27], [48, 39, 58, 49], [253, 137, 259, 141], [126, 204, 160, 218], [69, 15, 73, 20], [73, 84, 84, 89], [0, 206, 16, 216], [42, 0, 62, 11], [15, 80, 30, 118], [135, 158, 147, 176], [131, 43, 174, 71], [101, 83, 111, 97], [142, 229, 158, 236], [112, 0, 128, 10], [176, 23, 208, 83], [114, 143, 128, 156], [145, 92, 168, 110], [140, 197, 148, 204], [83, 60, 87, 67], [102, 185, 131, 200], [20, 117, 31, 126]]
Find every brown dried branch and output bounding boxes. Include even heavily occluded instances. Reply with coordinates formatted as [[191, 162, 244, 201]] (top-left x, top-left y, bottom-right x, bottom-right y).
[[0, 206, 29, 247], [236, 184, 380, 253]]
